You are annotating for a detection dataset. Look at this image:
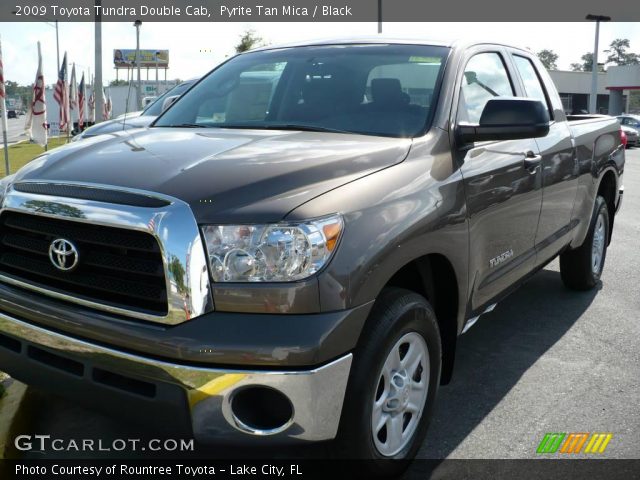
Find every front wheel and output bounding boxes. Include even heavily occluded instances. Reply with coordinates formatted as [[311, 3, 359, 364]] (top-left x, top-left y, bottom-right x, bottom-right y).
[[334, 288, 441, 475], [560, 195, 610, 290]]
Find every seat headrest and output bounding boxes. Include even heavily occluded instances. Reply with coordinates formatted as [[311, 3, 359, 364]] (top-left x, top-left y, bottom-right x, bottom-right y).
[[371, 78, 407, 105]]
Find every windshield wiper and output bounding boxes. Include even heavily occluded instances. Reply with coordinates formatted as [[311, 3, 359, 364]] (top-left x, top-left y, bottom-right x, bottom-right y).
[[160, 123, 206, 128], [220, 123, 350, 134]]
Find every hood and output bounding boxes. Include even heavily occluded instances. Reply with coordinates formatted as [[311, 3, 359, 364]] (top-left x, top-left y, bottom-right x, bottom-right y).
[[115, 110, 143, 120], [14, 127, 412, 223], [77, 116, 156, 139]]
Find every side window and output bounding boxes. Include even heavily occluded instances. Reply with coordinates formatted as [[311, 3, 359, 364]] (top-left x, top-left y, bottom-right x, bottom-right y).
[[513, 55, 552, 117], [458, 52, 514, 124]]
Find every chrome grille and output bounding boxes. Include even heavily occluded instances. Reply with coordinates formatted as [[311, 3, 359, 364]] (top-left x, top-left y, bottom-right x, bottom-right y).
[[0, 211, 168, 316]]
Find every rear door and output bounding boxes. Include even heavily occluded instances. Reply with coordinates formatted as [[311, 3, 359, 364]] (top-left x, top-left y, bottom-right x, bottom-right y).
[[454, 48, 543, 312], [509, 52, 578, 265]]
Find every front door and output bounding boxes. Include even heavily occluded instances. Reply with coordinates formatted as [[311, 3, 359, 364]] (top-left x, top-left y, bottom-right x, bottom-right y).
[[455, 50, 543, 311]]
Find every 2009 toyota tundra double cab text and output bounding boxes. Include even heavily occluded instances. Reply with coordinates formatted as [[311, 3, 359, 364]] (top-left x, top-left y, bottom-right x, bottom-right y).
[[0, 38, 624, 469]]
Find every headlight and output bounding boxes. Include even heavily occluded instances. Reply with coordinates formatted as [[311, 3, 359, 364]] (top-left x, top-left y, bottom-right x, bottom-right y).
[[201, 214, 343, 282], [0, 174, 15, 205]]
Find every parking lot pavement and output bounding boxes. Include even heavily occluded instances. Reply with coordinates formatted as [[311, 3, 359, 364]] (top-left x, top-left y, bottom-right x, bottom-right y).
[[417, 147, 640, 460], [0, 150, 638, 463], [1, 117, 27, 145]]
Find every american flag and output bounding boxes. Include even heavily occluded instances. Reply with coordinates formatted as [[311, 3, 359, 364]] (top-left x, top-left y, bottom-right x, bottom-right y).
[[53, 52, 69, 131], [69, 63, 78, 112], [88, 81, 95, 124], [78, 73, 85, 129]]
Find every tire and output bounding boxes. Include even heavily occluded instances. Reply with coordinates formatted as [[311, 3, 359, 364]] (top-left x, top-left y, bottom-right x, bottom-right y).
[[560, 195, 609, 290], [333, 288, 442, 476]]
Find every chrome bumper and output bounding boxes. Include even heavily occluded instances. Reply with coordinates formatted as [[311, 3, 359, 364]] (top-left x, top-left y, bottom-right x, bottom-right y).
[[0, 312, 352, 443]]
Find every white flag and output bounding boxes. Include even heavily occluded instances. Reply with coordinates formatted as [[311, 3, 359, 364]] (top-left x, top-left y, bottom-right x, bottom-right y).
[[102, 87, 112, 120], [24, 42, 47, 147]]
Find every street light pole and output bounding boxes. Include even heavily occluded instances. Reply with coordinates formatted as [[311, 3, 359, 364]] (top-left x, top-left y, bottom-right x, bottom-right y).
[[134, 20, 142, 110], [155, 51, 160, 95], [55, 20, 60, 73], [586, 14, 611, 114], [94, 0, 103, 125]]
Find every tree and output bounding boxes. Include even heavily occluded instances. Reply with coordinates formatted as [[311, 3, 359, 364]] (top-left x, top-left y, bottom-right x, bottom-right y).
[[109, 79, 128, 86], [571, 52, 605, 72], [235, 30, 263, 53], [605, 38, 640, 66], [537, 49, 558, 70], [3, 80, 31, 109]]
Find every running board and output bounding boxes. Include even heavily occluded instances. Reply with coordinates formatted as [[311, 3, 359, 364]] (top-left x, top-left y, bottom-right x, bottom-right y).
[[462, 303, 497, 334]]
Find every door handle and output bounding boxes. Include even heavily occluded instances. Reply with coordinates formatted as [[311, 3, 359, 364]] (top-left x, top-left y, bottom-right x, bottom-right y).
[[523, 151, 542, 171]]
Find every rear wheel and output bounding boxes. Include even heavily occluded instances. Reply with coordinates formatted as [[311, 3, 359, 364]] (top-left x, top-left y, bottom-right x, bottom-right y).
[[334, 288, 441, 475], [560, 195, 609, 290]]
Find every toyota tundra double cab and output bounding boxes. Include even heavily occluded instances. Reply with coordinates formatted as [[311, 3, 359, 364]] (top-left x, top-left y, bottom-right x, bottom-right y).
[[0, 38, 624, 469]]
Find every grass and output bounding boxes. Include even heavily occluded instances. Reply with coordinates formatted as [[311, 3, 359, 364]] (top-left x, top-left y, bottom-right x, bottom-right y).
[[1, 137, 69, 179]]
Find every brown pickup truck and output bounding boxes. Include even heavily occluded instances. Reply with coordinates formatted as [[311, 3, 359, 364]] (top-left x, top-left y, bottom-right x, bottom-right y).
[[0, 37, 624, 473]]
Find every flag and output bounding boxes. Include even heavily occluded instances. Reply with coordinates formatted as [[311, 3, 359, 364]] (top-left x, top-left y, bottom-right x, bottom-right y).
[[53, 52, 69, 131], [78, 73, 85, 130], [88, 75, 95, 123], [102, 87, 112, 120], [69, 63, 78, 113], [24, 42, 47, 146]]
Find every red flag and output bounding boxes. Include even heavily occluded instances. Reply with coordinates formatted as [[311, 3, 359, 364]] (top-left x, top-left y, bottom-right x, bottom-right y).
[[53, 52, 69, 131], [24, 41, 47, 146]]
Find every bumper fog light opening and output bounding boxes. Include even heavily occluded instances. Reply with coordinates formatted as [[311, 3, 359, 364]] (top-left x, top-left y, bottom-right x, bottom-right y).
[[230, 385, 295, 436]]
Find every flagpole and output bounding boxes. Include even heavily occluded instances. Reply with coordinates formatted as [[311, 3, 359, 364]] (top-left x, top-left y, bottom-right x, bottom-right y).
[[1, 98, 8, 176], [0, 35, 10, 176]]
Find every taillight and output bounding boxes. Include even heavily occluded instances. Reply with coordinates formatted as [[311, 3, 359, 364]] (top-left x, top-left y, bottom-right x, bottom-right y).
[[620, 128, 628, 147]]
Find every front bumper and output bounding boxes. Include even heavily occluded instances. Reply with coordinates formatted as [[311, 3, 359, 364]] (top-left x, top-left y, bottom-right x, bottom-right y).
[[0, 311, 352, 443]]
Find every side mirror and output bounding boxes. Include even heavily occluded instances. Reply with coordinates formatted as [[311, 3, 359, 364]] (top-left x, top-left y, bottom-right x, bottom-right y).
[[457, 97, 550, 143], [161, 95, 180, 112]]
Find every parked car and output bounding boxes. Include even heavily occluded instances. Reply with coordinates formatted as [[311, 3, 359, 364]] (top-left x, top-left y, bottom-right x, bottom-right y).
[[7, 110, 16, 119], [621, 124, 638, 147], [617, 114, 640, 134], [0, 38, 624, 474], [71, 79, 197, 141]]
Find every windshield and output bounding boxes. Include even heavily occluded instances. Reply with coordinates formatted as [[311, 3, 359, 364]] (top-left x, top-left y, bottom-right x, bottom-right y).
[[154, 44, 449, 137], [143, 80, 195, 116]]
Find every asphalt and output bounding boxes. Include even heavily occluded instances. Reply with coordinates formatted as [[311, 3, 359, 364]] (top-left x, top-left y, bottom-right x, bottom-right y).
[[417, 147, 640, 460], [1, 116, 27, 145], [0, 149, 638, 468]]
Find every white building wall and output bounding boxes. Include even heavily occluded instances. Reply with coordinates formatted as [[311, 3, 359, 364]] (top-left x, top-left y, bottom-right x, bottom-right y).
[[548, 70, 608, 95]]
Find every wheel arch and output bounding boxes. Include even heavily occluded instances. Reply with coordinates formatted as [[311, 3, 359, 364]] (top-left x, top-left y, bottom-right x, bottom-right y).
[[372, 253, 461, 385], [596, 168, 617, 244]]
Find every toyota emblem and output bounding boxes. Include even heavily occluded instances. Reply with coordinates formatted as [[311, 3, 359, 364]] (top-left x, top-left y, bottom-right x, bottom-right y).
[[49, 238, 79, 271]]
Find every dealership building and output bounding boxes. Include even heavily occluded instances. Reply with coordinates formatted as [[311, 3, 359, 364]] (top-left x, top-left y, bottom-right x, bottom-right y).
[[549, 64, 640, 115]]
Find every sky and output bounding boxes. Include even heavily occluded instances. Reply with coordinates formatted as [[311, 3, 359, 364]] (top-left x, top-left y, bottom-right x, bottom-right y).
[[1, 21, 639, 86]]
